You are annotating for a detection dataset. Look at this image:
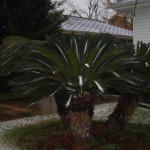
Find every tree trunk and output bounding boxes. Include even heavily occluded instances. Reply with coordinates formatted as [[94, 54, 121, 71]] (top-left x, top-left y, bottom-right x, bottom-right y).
[[68, 92, 94, 150], [54, 90, 70, 129], [107, 94, 140, 132], [69, 110, 92, 150]]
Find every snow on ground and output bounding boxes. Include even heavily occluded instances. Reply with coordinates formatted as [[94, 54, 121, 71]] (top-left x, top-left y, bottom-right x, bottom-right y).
[[0, 102, 116, 150], [93, 103, 117, 120]]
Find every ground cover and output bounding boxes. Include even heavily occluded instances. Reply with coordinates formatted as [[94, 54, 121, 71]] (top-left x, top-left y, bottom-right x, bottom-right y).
[[4, 106, 150, 150]]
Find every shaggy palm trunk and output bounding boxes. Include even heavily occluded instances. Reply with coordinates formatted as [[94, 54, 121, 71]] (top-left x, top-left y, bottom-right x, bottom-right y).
[[107, 94, 140, 132], [68, 92, 94, 150], [54, 90, 70, 129]]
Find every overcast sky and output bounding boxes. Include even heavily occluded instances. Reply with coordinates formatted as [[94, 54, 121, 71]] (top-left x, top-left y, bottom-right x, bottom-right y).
[[67, 0, 87, 10], [56, 0, 89, 15], [53, 0, 115, 20]]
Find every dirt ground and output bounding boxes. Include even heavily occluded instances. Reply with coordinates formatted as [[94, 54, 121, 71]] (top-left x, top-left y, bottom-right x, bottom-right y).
[[0, 97, 57, 121]]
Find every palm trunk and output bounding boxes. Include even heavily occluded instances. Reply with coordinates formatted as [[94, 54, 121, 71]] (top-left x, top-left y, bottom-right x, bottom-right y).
[[54, 90, 70, 129], [69, 110, 92, 150], [68, 92, 94, 150], [107, 94, 140, 132]]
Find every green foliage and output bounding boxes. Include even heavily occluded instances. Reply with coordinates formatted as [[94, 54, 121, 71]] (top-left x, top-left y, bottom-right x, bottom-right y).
[[0, 0, 65, 93], [87, 138, 100, 147], [133, 42, 150, 103], [101, 144, 116, 150], [0, 0, 65, 40], [0, 34, 146, 105], [4, 120, 64, 150], [130, 107, 150, 124]]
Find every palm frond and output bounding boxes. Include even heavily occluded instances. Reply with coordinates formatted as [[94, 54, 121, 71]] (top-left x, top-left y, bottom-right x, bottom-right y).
[[0, 34, 146, 104]]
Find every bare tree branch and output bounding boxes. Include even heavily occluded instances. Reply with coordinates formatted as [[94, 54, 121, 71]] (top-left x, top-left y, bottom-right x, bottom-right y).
[[63, 0, 114, 21]]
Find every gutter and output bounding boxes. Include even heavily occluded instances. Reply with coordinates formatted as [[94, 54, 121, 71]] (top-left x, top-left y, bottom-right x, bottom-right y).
[[62, 30, 133, 40]]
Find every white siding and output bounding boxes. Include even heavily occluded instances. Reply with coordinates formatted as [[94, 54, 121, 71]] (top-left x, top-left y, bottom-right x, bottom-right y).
[[134, 6, 150, 44]]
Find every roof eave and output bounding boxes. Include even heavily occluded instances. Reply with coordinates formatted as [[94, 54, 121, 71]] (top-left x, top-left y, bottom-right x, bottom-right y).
[[62, 30, 133, 40]]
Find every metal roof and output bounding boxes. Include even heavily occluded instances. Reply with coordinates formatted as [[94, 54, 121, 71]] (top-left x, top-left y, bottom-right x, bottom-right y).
[[61, 16, 133, 39]]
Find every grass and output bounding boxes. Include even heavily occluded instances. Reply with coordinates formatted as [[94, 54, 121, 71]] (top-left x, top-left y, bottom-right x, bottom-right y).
[[130, 107, 150, 124], [4, 120, 65, 150], [3, 106, 150, 150]]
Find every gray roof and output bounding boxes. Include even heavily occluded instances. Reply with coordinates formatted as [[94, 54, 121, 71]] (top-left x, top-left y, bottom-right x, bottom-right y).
[[61, 16, 133, 39]]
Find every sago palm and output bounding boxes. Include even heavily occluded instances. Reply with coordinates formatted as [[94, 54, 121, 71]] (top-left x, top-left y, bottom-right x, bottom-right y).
[[134, 42, 150, 102], [0, 34, 144, 149], [107, 42, 147, 133]]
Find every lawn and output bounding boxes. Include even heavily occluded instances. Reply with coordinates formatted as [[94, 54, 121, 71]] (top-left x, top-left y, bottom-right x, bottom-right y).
[[4, 106, 150, 150]]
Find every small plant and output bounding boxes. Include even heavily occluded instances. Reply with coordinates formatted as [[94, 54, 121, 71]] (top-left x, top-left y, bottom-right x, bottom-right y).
[[87, 139, 100, 147], [101, 144, 116, 150]]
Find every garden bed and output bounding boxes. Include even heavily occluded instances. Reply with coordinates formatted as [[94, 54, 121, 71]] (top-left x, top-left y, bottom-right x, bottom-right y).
[[4, 120, 150, 150], [1, 103, 150, 150]]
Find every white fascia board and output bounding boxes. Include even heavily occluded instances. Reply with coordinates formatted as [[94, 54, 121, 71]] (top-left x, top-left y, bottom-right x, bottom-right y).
[[62, 30, 133, 40], [111, 0, 150, 13]]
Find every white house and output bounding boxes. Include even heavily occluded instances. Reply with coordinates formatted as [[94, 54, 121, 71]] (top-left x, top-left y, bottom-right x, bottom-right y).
[[112, 0, 150, 44]]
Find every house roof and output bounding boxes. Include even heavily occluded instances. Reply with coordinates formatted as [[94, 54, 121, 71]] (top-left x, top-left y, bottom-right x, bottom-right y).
[[111, 0, 150, 12], [61, 16, 133, 40]]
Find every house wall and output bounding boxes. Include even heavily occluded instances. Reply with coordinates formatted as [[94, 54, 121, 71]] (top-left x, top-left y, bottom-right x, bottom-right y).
[[134, 5, 150, 44]]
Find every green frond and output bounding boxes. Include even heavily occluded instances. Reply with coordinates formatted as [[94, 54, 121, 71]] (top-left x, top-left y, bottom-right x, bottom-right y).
[[0, 34, 147, 105]]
